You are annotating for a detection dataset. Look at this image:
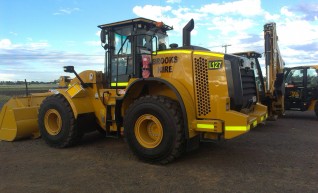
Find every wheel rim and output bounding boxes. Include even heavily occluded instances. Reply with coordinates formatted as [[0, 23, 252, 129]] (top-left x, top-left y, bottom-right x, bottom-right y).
[[44, 109, 62, 136], [134, 114, 163, 148]]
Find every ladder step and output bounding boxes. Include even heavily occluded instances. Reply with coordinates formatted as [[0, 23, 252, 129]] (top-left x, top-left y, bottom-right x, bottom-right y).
[[105, 131, 121, 139]]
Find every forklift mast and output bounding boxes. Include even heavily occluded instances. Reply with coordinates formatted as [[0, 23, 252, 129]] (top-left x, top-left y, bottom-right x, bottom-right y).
[[263, 22, 285, 118], [264, 22, 285, 94]]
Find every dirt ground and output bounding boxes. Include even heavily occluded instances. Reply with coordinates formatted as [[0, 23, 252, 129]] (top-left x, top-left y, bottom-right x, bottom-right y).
[[0, 111, 317, 193]]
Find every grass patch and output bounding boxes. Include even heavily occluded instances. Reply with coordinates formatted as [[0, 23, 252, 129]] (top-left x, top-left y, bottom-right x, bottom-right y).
[[0, 84, 58, 91], [0, 94, 11, 103]]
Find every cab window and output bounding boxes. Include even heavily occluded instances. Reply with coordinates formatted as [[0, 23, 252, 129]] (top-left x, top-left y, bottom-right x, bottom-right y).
[[111, 28, 133, 85], [114, 33, 131, 55], [307, 68, 318, 88], [286, 69, 304, 87]]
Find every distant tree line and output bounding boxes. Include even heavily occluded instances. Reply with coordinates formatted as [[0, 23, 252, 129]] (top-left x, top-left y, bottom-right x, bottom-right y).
[[0, 80, 59, 85]]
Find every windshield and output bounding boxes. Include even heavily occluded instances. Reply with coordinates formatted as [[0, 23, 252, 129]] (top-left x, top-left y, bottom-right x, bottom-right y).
[[105, 23, 171, 86], [136, 28, 169, 51], [111, 28, 133, 84]]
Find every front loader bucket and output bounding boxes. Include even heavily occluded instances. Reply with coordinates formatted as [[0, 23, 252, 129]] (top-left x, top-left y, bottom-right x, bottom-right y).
[[0, 94, 51, 141]]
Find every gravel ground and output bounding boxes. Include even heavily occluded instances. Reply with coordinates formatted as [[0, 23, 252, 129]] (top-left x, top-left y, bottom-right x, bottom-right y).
[[0, 111, 317, 193]]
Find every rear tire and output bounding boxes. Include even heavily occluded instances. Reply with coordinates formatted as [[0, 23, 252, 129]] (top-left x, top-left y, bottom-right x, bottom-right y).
[[38, 94, 82, 148], [124, 95, 185, 164]]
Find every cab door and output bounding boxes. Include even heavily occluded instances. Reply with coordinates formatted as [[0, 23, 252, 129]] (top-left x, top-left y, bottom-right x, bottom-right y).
[[110, 32, 133, 87], [306, 68, 318, 102], [285, 68, 306, 110]]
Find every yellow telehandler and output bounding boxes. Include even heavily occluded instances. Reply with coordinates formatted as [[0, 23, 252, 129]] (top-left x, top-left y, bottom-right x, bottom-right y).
[[0, 18, 267, 163], [234, 22, 285, 120]]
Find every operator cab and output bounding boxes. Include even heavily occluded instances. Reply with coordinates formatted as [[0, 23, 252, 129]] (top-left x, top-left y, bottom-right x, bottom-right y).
[[284, 66, 318, 110], [98, 18, 172, 88]]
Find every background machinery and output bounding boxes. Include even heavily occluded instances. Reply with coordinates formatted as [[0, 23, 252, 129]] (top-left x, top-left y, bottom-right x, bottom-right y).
[[284, 65, 318, 118], [235, 22, 318, 119], [0, 18, 267, 163], [234, 22, 285, 120]]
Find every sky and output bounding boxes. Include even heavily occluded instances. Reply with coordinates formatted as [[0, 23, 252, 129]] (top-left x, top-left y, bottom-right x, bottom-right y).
[[0, 0, 318, 81]]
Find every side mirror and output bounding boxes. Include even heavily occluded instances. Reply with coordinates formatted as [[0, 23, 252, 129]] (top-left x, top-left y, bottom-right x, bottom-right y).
[[100, 29, 106, 44], [63, 66, 87, 88], [64, 66, 74, 73]]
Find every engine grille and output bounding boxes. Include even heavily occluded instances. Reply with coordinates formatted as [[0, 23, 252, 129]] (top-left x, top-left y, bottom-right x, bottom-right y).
[[194, 57, 211, 116], [240, 68, 257, 108]]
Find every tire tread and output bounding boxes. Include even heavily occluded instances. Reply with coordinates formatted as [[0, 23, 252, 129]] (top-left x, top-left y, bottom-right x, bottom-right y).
[[124, 95, 185, 164], [38, 94, 81, 148]]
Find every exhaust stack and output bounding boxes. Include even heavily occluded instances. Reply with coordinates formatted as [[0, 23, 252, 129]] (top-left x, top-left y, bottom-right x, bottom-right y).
[[183, 19, 194, 47]]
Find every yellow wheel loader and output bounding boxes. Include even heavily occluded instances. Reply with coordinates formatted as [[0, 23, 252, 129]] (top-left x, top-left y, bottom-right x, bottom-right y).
[[0, 18, 267, 163]]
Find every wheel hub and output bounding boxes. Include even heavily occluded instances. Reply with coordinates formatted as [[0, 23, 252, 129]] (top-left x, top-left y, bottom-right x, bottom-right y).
[[44, 109, 62, 136], [134, 114, 163, 148]]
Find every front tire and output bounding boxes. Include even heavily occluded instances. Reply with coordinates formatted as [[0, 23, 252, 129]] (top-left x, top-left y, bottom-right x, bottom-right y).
[[124, 95, 185, 164], [38, 94, 82, 148]]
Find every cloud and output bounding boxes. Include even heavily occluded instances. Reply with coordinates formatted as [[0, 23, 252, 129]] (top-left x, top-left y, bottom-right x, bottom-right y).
[[166, 0, 181, 3], [264, 12, 280, 21], [239, 34, 262, 45], [3, 1, 318, 81], [132, 5, 206, 39], [280, 47, 318, 66], [199, 0, 263, 17], [131, 2, 263, 53], [130, 1, 318, 68], [132, 5, 182, 38], [277, 19, 318, 47], [206, 31, 263, 54], [0, 39, 12, 48], [132, 5, 171, 20], [289, 42, 318, 51], [208, 17, 255, 35], [53, 8, 80, 15], [9, 32, 18, 36], [293, 2, 318, 21], [171, 7, 206, 21], [0, 39, 103, 81], [280, 6, 294, 17], [0, 39, 50, 52], [0, 73, 15, 81], [95, 30, 101, 36]]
